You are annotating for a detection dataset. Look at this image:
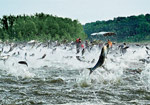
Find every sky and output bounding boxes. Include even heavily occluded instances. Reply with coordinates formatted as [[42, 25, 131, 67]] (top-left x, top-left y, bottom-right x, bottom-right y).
[[1, 0, 150, 24]]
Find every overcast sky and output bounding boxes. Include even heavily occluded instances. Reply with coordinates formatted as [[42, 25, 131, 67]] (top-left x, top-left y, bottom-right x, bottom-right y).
[[1, 0, 150, 24]]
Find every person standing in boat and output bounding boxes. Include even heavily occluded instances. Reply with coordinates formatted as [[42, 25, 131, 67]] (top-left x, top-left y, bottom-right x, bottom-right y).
[[85, 40, 90, 51], [107, 39, 112, 53], [119, 43, 128, 55], [107, 39, 112, 48], [76, 38, 82, 54]]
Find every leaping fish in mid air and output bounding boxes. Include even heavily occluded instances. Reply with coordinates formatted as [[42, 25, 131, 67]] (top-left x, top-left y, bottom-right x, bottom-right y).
[[18, 61, 28, 67], [88, 45, 108, 75]]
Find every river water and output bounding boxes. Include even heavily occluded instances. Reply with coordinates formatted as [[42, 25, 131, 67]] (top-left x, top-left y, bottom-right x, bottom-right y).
[[0, 42, 150, 104]]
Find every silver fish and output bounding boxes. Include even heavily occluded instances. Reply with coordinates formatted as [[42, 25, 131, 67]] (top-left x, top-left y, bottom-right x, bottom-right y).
[[88, 45, 108, 75]]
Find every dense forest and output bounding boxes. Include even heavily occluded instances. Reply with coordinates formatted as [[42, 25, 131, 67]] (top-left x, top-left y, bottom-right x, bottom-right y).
[[1, 13, 150, 43], [0, 13, 87, 42], [83, 14, 150, 42]]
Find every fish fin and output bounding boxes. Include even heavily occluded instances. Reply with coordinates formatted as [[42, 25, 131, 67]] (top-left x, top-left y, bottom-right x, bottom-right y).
[[102, 65, 109, 72], [102, 65, 105, 69], [87, 68, 93, 75]]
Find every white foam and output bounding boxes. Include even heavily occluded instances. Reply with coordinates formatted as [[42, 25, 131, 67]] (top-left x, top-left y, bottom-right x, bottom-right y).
[[0, 43, 148, 81]]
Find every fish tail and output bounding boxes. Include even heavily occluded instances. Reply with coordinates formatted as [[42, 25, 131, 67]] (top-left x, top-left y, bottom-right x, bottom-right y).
[[87, 68, 93, 75]]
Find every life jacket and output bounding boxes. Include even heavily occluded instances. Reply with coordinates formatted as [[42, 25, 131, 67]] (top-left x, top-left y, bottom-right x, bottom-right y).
[[76, 38, 79, 43], [108, 40, 112, 47], [81, 44, 84, 48]]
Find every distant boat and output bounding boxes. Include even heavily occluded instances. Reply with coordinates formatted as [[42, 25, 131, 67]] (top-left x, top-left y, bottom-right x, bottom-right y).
[[28, 40, 37, 44], [91, 32, 116, 36]]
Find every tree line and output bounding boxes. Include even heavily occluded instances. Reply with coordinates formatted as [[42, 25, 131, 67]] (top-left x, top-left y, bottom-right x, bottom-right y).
[[83, 14, 150, 42], [0, 13, 87, 42]]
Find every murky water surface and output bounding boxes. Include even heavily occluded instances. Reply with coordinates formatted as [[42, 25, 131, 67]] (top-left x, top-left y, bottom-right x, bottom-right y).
[[0, 43, 150, 104]]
